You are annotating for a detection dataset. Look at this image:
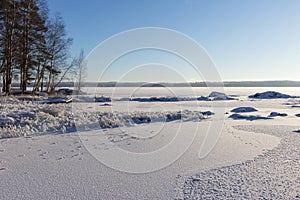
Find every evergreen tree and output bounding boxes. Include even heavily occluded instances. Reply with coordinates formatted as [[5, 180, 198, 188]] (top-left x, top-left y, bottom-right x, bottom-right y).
[[17, 0, 47, 92], [0, 0, 18, 94]]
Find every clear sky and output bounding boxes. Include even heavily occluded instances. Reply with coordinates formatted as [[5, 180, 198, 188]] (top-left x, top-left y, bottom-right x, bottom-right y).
[[47, 0, 300, 82]]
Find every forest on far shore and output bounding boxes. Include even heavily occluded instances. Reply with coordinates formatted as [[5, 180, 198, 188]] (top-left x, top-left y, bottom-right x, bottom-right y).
[[0, 0, 85, 95]]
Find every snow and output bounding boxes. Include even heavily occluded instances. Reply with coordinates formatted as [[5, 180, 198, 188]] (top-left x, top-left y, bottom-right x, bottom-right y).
[[0, 120, 281, 199], [182, 125, 300, 199]]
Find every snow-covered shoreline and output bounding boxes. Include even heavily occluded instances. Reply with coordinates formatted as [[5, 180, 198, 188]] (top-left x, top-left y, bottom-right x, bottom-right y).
[[0, 96, 213, 139]]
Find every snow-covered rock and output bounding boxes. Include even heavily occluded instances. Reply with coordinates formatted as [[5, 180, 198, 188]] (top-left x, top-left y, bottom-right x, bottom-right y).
[[131, 97, 179, 102], [130, 96, 195, 102], [201, 111, 214, 116], [231, 107, 258, 113], [197, 96, 210, 101], [131, 116, 151, 124], [269, 112, 288, 117], [249, 91, 298, 99], [208, 91, 236, 101], [43, 97, 72, 104], [122, 93, 235, 102], [100, 103, 111, 106], [94, 96, 111, 102], [229, 113, 271, 121]]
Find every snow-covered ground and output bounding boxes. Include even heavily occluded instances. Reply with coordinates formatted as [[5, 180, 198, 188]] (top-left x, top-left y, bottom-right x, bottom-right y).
[[0, 87, 300, 199]]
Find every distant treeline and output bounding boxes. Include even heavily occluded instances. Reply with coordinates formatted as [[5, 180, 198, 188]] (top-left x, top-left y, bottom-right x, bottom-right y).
[[9, 80, 298, 88], [92, 80, 300, 87]]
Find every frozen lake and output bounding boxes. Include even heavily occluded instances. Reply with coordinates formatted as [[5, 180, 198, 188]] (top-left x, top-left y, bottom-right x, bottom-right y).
[[1, 86, 300, 199], [80, 87, 300, 98]]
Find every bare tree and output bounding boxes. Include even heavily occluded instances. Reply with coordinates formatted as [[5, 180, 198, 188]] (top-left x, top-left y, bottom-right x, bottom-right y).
[[74, 49, 87, 94], [44, 13, 72, 93]]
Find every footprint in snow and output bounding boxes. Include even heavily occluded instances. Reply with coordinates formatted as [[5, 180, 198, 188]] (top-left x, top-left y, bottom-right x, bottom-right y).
[[71, 154, 79, 158], [39, 152, 47, 156], [57, 156, 64, 160]]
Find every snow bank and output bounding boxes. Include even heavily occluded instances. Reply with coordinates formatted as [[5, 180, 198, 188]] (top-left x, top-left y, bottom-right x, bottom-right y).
[[231, 107, 258, 113], [249, 91, 298, 99]]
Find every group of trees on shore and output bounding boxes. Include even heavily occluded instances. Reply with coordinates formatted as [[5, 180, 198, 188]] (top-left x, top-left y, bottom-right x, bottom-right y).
[[0, 0, 83, 95]]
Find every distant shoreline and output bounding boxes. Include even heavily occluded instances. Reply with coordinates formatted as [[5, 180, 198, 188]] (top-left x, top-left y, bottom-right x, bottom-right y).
[[2, 80, 300, 88]]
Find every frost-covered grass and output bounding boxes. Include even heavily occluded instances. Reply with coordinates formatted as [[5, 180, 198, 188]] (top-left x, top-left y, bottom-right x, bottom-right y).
[[0, 97, 74, 138], [0, 96, 210, 139]]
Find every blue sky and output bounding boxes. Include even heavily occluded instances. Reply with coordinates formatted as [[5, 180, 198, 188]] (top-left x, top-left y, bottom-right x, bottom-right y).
[[47, 0, 300, 82]]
